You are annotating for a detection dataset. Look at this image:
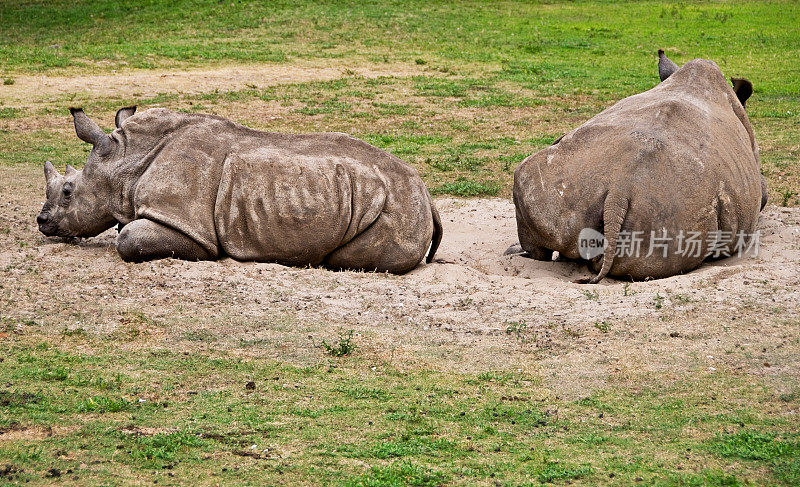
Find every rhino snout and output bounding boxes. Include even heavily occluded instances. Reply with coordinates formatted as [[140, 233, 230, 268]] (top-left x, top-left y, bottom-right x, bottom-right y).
[[37, 210, 58, 236]]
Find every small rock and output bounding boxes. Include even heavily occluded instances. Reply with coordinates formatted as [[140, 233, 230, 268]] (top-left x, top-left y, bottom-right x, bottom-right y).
[[245, 381, 256, 390]]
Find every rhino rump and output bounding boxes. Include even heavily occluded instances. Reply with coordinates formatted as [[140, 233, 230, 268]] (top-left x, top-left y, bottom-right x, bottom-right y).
[[513, 59, 763, 281]]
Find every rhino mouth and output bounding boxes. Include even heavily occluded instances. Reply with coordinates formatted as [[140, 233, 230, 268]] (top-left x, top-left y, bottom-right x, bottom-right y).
[[37, 221, 74, 240], [40, 230, 81, 244], [37, 222, 58, 237]]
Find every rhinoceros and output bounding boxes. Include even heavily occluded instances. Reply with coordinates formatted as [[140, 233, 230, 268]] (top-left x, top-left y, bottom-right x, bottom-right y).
[[511, 52, 766, 282], [37, 107, 442, 274]]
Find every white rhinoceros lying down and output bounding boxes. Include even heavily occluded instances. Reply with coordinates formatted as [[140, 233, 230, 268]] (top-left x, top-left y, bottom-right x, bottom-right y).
[[37, 107, 442, 274], [511, 52, 767, 282]]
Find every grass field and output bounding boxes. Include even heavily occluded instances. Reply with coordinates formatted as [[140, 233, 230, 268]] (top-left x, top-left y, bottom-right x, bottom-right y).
[[1, 1, 799, 485], [2, 336, 799, 485]]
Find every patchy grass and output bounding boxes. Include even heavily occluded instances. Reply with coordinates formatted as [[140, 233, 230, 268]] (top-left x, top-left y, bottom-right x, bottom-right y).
[[0, 337, 798, 485], [0, 0, 798, 201], [0, 107, 22, 119]]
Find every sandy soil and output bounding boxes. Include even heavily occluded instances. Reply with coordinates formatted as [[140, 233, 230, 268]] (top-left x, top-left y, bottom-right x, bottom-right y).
[[2, 167, 798, 400]]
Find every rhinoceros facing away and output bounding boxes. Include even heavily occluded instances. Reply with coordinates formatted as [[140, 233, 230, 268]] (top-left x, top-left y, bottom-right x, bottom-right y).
[[512, 52, 766, 282], [38, 108, 442, 274]]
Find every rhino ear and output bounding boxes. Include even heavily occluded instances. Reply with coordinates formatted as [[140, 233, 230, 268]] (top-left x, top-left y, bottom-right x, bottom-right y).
[[44, 161, 59, 183], [70, 107, 110, 151], [657, 49, 680, 82], [64, 164, 78, 177], [115, 106, 137, 128], [731, 78, 753, 108]]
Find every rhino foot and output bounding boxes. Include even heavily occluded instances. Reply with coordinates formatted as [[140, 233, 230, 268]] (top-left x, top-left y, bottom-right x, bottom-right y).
[[503, 243, 525, 256]]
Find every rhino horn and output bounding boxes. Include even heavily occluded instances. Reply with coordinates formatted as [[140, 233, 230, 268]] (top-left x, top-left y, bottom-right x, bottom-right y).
[[115, 106, 137, 128], [731, 78, 753, 108], [44, 160, 59, 183], [64, 164, 78, 176], [70, 107, 109, 151], [657, 49, 679, 82]]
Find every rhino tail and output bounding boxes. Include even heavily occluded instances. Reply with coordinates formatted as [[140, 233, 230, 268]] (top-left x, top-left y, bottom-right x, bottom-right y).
[[426, 203, 443, 263], [589, 191, 630, 284]]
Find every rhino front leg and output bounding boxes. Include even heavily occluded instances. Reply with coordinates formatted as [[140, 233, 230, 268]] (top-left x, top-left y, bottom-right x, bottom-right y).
[[117, 219, 213, 262]]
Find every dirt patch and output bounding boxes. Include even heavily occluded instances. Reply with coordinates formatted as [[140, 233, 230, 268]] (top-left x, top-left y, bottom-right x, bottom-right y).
[[232, 449, 272, 460], [0, 61, 426, 106], [1, 166, 799, 400], [118, 426, 176, 437], [0, 423, 78, 442]]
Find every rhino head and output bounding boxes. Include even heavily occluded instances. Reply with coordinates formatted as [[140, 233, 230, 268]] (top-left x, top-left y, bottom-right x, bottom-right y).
[[658, 49, 753, 108], [37, 106, 136, 238]]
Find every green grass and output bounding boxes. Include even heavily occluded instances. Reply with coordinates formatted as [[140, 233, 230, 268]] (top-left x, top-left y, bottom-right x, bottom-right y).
[[430, 178, 500, 197], [0, 337, 798, 485], [1, 1, 799, 97], [0, 107, 22, 119]]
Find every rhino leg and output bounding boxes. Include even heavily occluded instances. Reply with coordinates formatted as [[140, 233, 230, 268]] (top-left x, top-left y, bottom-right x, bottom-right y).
[[117, 219, 213, 262], [324, 214, 428, 274]]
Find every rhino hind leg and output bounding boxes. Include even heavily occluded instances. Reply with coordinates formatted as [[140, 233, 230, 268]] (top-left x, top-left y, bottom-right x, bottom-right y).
[[503, 243, 524, 256], [117, 219, 213, 262], [324, 214, 428, 274]]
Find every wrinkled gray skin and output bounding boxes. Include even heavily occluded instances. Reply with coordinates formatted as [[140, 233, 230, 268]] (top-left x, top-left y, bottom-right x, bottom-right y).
[[511, 52, 767, 282], [38, 107, 442, 274]]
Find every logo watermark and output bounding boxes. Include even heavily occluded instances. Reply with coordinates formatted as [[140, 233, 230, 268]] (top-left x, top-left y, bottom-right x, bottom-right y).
[[578, 228, 606, 259], [577, 229, 760, 259]]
